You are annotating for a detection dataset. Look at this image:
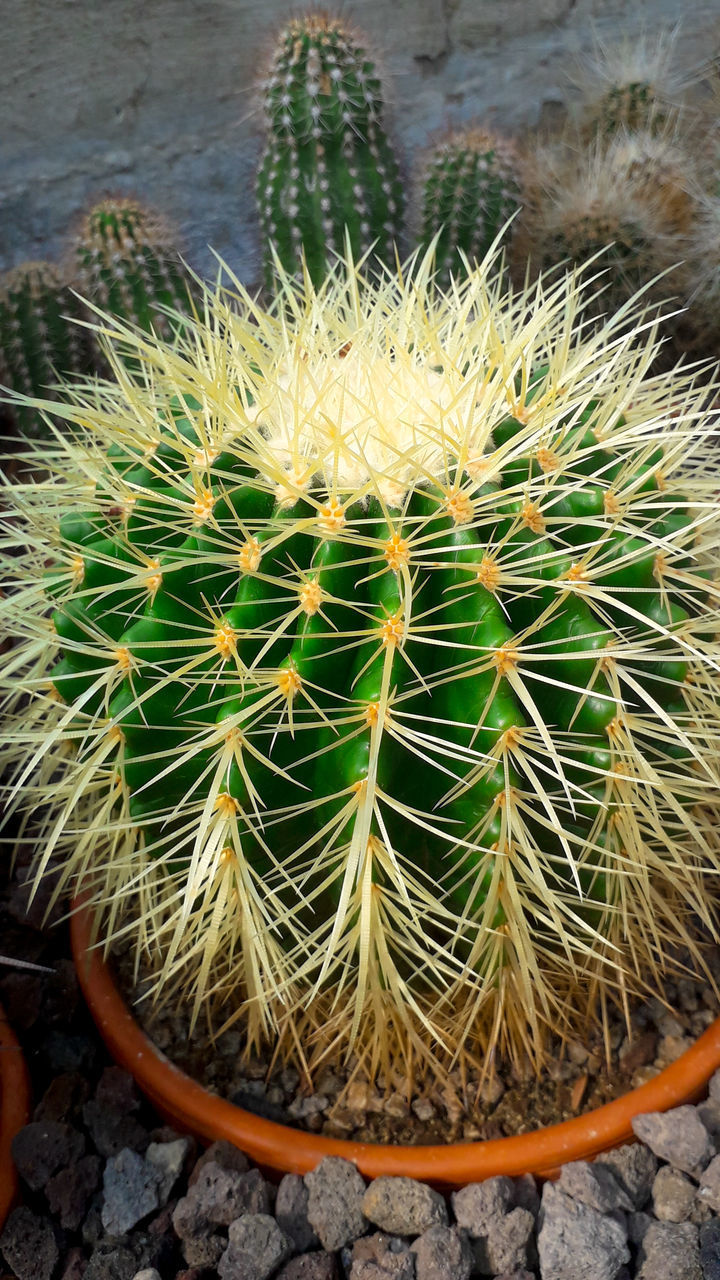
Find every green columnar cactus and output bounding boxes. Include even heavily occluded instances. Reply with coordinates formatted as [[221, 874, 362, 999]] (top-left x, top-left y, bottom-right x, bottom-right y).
[[257, 14, 404, 290], [3, 249, 720, 1087], [0, 261, 90, 439], [417, 128, 523, 284], [75, 198, 193, 344]]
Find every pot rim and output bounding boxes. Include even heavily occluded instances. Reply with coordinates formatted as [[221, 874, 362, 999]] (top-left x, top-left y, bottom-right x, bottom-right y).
[[0, 1002, 31, 1230], [71, 897, 720, 1189]]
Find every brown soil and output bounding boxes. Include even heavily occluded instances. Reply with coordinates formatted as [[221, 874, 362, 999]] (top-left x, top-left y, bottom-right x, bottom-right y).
[[114, 944, 720, 1147]]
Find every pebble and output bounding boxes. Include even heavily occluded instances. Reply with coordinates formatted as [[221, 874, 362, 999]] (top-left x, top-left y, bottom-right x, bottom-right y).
[[45, 1152, 102, 1230], [276, 1172, 321, 1252], [632, 1107, 716, 1177], [144, 1137, 191, 1203], [698, 1153, 720, 1214], [634, 1219, 702, 1279], [652, 1165, 697, 1222], [699, 1217, 720, 1279], [277, 1254, 340, 1278], [305, 1156, 368, 1251], [474, 1206, 536, 1274], [411, 1224, 473, 1280], [101, 1147, 161, 1235], [172, 1161, 271, 1236], [537, 1182, 630, 1280], [595, 1143, 659, 1210], [351, 1231, 415, 1279], [362, 1175, 448, 1235], [132, 1271, 161, 1280], [0, 1206, 59, 1280], [11, 1119, 86, 1191], [451, 1175, 515, 1235], [217, 1213, 294, 1280], [557, 1159, 634, 1213]]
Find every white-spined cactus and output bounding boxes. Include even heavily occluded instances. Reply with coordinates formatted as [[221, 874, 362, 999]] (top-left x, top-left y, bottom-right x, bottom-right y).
[[2, 247, 720, 1088]]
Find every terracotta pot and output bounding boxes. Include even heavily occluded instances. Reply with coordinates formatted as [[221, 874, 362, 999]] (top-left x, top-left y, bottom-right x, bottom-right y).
[[0, 1003, 31, 1229], [71, 899, 720, 1191]]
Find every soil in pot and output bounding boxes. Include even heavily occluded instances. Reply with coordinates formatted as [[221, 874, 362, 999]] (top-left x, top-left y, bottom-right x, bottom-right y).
[[112, 941, 720, 1148]]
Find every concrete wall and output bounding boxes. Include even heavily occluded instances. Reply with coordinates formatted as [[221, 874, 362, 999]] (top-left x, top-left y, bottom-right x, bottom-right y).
[[4, 0, 720, 289]]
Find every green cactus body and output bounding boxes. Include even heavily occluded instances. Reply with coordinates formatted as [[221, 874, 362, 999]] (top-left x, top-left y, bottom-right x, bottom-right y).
[[418, 129, 523, 283], [0, 262, 90, 439], [3, 251, 720, 1081], [257, 15, 403, 289], [76, 199, 192, 342]]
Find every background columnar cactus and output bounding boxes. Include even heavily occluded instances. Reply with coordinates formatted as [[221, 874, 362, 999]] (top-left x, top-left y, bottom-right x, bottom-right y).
[[256, 14, 404, 290], [0, 261, 91, 440], [2, 250, 720, 1088], [416, 128, 523, 284], [75, 198, 194, 346]]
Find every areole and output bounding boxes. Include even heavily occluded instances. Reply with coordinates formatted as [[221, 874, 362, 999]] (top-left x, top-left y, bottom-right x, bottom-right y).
[[0, 1004, 31, 1229], [71, 899, 720, 1191]]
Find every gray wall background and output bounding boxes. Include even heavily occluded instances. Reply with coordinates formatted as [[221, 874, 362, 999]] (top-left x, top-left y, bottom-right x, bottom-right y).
[[4, 0, 720, 291]]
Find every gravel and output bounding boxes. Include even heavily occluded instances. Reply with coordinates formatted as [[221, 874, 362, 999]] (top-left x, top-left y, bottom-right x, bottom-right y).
[[6, 863, 720, 1276]]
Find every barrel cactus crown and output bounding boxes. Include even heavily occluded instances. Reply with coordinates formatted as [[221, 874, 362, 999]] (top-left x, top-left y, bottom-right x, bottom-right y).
[[75, 198, 193, 344], [416, 128, 523, 284], [3, 250, 720, 1084], [0, 261, 90, 440], [257, 14, 403, 290]]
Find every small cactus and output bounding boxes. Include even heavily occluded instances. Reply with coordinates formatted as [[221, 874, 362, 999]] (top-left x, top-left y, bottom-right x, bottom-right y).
[[573, 28, 684, 139], [604, 128, 697, 235], [75, 198, 193, 346], [257, 14, 403, 289], [416, 127, 523, 284], [3, 249, 720, 1091], [0, 261, 91, 440], [518, 145, 675, 317]]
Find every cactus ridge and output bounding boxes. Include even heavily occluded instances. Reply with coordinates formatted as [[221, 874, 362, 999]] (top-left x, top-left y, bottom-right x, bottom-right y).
[[76, 198, 192, 342], [0, 261, 90, 439], [257, 14, 403, 289], [3, 249, 720, 1082], [418, 129, 523, 282]]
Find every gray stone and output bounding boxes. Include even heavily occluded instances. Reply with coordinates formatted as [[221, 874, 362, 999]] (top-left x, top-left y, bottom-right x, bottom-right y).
[[181, 1232, 226, 1268], [595, 1143, 658, 1210], [351, 1231, 415, 1279], [172, 1160, 271, 1236], [708, 1067, 720, 1102], [557, 1160, 634, 1213], [101, 1147, 160, 1236], [537, 1182, 630, 1280], [277, 1254, 340, 1279], [696, 1099, 720, 1140], [635, 1220, 701, 1280], [473, 1207, 535, 1275], [83, 1244, 138, 1280], [11, 1120, 86, 1191], [144, 1137, 191, 1204], [276, 1172, 321, 1253], [305, 1156, 368, 1252], [362, 1175, 448, 1236], [411, 1224, 473, 1280], [0, 1206, 59, 1280], [132, 1271, 162, 1280], [45, 1152, 102, 1230], [218, 1213, 294, 1280], [451, 1176, 514, 1236], [628, 1212, 654, 1246], [188, 1139, 249, 1185], [651, 1165, 696, 1222], [698, 1152, 720, 1214], [513, 1173, 540, 1219], [699, 1218, 720, 1280], [631, 1108, 715, 1176]]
